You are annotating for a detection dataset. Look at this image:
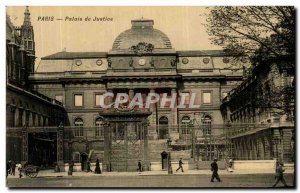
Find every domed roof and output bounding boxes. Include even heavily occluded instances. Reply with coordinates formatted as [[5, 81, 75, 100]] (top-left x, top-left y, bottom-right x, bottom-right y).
[[112, 18, 172, 50]]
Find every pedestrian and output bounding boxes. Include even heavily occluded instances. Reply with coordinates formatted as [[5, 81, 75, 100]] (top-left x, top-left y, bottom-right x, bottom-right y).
[[11, 160, 16, 176], [68, 160, 74, 176], [95, 158, 101, 174], [137, 160, 142, 173], [227, 157, 233, 173], [16, 163, 22, 178], [8, 160, 12, 175], [86, 159, 92, 173], [211, 158, 221, 182], [273, 162, 288, 187], [176, 158, 184, 172], [6, 161, 10, 177]]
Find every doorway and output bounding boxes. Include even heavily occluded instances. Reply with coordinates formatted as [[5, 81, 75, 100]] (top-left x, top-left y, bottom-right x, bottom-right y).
[[161, 151, 168, 170], [81, 153, 88, 171]]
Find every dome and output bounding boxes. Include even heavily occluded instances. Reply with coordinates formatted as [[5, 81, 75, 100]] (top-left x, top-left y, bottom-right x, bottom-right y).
[[112, 18, 172, 50]]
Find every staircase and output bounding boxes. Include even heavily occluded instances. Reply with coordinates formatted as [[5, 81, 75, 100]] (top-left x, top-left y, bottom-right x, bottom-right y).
[[148, 139, 168, 161]]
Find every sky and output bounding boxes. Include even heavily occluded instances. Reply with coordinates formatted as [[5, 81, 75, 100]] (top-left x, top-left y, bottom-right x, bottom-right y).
[[6, 6, 222, 63]]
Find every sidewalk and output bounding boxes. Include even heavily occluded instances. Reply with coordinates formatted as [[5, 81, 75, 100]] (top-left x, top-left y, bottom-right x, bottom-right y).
[[7, 168, 294, 178]]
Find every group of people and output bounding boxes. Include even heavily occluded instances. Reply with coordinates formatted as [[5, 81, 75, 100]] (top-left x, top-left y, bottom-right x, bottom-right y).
[[6, 160, 16, 177], [69, 158, 102, 175]]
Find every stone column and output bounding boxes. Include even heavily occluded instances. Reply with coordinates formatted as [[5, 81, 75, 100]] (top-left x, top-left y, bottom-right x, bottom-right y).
[[149, 88, 156, 125]]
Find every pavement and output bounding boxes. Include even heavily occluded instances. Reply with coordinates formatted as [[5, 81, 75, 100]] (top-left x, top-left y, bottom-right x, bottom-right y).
[[7, 168, 294, 178]]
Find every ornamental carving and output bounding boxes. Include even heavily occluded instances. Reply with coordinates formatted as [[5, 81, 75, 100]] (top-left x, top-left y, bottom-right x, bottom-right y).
[[130, 42, 154, 56]]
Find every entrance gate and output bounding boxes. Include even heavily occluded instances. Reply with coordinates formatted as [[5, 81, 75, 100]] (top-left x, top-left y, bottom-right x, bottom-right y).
[[99, 110, 151, 172]]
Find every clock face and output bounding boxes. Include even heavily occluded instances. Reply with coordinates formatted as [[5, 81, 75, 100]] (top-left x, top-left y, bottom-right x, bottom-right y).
[[138, 58, 146, 66]]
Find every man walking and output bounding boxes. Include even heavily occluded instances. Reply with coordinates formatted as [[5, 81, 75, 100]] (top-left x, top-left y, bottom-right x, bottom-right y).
[[273, 162, 288, 187], [137, 160, 142, 173], [176, 158, 184, 172], [211, 158, 221, 182]]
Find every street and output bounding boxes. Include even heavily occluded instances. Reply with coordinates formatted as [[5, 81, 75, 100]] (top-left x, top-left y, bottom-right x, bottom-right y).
[[7, 173, 294, 188]]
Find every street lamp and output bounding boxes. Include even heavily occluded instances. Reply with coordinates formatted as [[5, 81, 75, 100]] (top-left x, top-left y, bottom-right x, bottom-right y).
[[273, 136, 280, 159]]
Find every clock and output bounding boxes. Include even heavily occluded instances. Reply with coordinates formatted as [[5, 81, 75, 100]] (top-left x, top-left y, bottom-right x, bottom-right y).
[[138, 58, 146, 66], [75, 59, 82, 66], [96, 59, 103, 66], [182, 58, 189, 64]]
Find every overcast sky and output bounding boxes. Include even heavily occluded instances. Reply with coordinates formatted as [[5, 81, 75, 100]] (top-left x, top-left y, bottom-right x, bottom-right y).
[[6, 6, 222, 62]]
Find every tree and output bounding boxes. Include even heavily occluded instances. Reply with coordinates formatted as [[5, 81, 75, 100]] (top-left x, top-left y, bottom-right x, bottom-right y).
[[205, 6, 295, 68]]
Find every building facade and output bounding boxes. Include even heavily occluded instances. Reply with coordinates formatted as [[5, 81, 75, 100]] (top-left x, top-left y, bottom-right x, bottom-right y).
[[29, 18, 246, 171], [8, 7, 251, 171]]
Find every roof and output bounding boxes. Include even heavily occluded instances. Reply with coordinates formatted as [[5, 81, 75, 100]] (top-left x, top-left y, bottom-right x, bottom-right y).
[[41, 51, 107, 60], [112, 19, 172, 50], [177, 50, 233, 57]]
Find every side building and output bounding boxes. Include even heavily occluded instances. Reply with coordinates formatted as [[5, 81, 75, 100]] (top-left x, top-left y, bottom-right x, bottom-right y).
[[221, 58, 295, 164], [6, 7, 65, 166]]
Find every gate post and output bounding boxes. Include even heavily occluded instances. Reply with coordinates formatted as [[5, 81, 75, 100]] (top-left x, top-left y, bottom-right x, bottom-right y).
[[143, 119, 150, 169], [103, 121, 111, 172], [57, 122, 64, 171], [21, 125, 28, 165]]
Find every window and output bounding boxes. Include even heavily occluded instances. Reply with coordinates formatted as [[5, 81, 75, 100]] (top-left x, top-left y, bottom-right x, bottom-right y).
[[74, 94, 83, 107], [181, 116, 191, 134], [55, 95, 63, 103], [202, 91, 212, 105], [202, 115, 212, 135], [28, 41, 33, 50], [158, 116, 168, 139], [74, 118, 84, 137], [95, 94, 103, 107], [95, 117, 104, 137]]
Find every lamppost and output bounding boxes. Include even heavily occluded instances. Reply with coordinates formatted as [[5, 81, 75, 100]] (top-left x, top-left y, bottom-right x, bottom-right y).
[[273, 136, 280, 159]]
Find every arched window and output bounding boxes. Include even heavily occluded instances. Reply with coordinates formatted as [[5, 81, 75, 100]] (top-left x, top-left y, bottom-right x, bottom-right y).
[[158, 116, 168, 139], [95, 117, 104, 137], [74, 118, 84, 137], [181, 116, 191, 134], [159, 116, 168, 125], [202, 115, 212, 135]]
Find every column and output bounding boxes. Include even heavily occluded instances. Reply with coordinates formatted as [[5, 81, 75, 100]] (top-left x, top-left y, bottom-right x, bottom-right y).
[[149, 88, 156, 125], [171, 88, 178, 125]]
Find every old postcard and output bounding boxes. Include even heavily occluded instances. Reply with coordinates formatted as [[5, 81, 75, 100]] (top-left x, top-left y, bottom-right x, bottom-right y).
[[6, 6, 295, 188]]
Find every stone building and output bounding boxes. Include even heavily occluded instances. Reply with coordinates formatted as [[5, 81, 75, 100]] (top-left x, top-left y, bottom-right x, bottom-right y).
[[221, 58, 295, 163], [6, 7, 65, 166], [29, 18, 246, 171]]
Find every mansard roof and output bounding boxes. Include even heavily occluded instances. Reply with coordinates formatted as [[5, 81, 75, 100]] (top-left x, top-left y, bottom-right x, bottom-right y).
[[42, 51, 107, 60]]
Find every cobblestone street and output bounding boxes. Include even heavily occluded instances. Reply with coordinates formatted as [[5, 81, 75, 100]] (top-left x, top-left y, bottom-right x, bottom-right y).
[[7, 171, 295, 188]]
